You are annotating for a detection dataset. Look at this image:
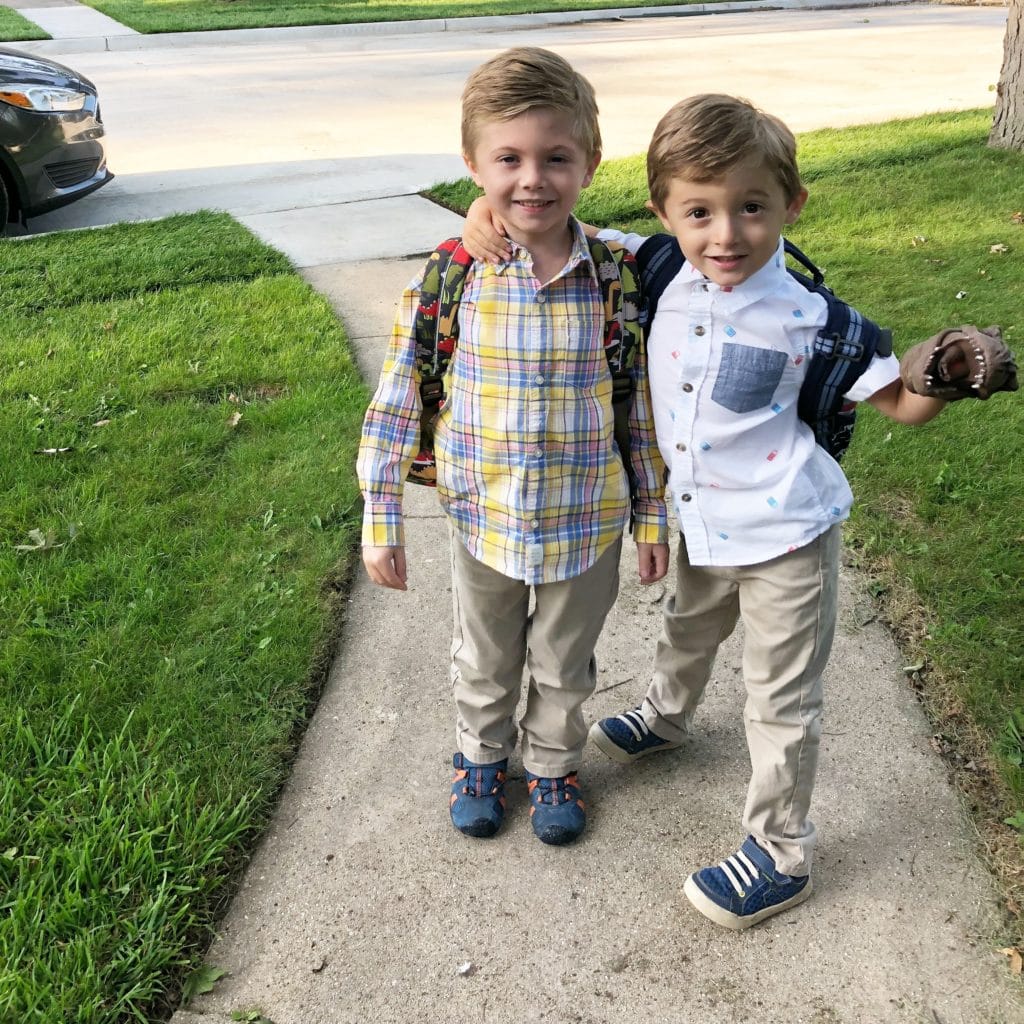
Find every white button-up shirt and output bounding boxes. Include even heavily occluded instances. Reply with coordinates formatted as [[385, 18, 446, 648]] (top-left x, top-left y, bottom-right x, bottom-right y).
[[600, 231, 900, 566]]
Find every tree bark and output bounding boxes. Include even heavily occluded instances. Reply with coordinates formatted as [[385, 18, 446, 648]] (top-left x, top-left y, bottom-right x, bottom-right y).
[[991, 0, 1024, 150]]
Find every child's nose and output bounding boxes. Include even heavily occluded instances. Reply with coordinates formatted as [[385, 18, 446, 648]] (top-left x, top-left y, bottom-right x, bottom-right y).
[[519, 160, 544, 186], [712, 216, 741, 246]]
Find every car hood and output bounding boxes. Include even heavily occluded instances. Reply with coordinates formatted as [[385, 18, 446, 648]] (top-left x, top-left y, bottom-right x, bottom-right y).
[[0, 46, 95, 93]]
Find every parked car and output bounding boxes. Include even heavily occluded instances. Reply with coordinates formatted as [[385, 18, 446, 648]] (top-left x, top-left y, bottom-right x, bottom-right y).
[[0, 46, 112, 229]]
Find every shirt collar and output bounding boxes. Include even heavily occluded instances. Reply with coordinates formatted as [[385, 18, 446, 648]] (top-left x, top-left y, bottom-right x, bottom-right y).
[[681, 237, 789, 312], [493, 217, 595, 281]]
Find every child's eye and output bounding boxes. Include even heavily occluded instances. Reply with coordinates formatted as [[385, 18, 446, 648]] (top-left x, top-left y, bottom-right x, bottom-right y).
[[686, 207, 709, 221], [497, 155, 518, 164], [742, 202, 765, 215]]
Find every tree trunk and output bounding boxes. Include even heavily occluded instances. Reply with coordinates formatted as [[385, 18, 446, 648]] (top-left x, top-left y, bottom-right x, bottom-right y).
[[991, 0, 1024, 150], [991, 0, 1024, 149]]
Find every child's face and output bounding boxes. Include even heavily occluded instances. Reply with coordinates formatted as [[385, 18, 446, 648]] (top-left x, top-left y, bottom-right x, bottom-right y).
[[463, 108, 600, 254], [652, 157, 808, 287]]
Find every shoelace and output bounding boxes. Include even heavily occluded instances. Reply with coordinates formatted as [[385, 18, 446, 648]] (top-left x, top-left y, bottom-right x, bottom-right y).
[[528, 774, 579, 805], [455, 765, 505, 797], [614, 708, 650, 742], [718, 849, 760, 897]]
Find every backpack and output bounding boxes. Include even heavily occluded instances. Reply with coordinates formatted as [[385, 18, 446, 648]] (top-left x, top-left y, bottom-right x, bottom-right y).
[[407, 237, 644, 505], [635, 233, 893, 462]]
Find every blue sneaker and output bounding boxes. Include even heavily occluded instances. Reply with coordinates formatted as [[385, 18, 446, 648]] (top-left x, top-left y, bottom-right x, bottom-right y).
[[683, 836, 812, 930], [449, 753, 507, 838], [524, 771, 586, 845], [588, 707, 682, 763]]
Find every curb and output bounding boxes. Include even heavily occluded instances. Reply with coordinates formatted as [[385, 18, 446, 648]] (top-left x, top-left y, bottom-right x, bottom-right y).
[[9, 0, 931, 56]]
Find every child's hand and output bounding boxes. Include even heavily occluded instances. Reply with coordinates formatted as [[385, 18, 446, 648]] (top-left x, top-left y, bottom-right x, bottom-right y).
[[636, 542, 669, 585], [463, 196, 512, 263], [900, 325, 1018, 400], [362, 545, 408, 591]]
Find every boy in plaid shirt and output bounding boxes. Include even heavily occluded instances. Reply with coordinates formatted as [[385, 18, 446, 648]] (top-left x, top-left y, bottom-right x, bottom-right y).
[[357, 48, 668, 845]]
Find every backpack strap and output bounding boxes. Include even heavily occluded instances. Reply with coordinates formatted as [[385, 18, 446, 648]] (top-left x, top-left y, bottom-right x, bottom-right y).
[[785, 239, 893, 460], [409, 238, 473, 486], [636, 233, 685, 336], [587, 236, 643, 524]]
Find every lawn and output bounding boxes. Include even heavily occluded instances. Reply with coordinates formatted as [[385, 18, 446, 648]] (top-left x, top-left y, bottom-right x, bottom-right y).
[[0, 7, 47, 40], [0, 213, 368, 1022], [79, 0, 714, 34], [432, 107, 1024, 939]]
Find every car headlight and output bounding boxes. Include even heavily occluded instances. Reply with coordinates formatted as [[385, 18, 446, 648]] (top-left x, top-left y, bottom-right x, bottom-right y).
[[0, 86, 87, 112]]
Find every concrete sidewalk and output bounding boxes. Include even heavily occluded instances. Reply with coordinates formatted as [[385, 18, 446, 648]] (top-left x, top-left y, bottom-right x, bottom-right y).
[[169, 255, 1023, 1023]]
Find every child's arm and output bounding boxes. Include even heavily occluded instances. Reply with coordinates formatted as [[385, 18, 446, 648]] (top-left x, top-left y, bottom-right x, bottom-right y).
[[627, 313, 670, 582], [356, 282, 428, 591], [863, 379, 946, 424]]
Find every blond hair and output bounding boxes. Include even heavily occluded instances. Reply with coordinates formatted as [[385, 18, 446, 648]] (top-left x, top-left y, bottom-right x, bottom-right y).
[[461, 47, 601, 160], [647, 94, 802, 211]]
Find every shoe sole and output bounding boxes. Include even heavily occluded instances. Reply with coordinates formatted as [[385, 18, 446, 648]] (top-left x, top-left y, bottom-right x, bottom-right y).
[[587, 720, 682, 764], [682, 874, 813, 930]]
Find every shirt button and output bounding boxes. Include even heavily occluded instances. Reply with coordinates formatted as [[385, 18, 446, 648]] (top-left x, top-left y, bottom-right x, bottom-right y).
[[535, 374, 544, 385], [682, 383, 693, 393], [531, 519, 540, 529], [536, 293, 547, 304], [680, 493, 692, 502], [534, 447, 543, 457], [694, 326, 706, 336], [675, 442, 687, 452]]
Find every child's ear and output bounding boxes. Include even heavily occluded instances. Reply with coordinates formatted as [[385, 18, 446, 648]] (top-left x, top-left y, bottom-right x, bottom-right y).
[[785, 188, 809, 225], [581, 151, 602, 189], [646, 199, 673, 233], [462, 151, 484, 189]]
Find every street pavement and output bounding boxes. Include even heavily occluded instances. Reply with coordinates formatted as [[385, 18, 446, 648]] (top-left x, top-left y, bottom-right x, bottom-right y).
[[5, 4, 1023, 1022]]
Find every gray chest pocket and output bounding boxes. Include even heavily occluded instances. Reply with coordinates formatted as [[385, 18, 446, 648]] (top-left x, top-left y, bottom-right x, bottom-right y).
[[711, 342, 789, 414]]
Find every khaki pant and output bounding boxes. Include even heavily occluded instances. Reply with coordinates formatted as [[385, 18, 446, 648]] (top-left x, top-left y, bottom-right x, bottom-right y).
[[449, 534, 622, 777], [641, 525, 841, 876]]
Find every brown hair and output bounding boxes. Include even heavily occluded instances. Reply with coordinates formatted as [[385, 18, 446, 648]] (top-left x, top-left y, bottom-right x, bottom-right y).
[[647, 94, 802, 211], [461, 47, 601, 160]]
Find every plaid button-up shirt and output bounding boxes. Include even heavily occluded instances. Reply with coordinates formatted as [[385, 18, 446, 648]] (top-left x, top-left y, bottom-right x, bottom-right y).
[[358, 222, 667, 584]]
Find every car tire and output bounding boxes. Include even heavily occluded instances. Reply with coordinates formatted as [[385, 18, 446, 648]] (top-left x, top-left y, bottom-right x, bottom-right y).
[[0, 175, 8, 231]]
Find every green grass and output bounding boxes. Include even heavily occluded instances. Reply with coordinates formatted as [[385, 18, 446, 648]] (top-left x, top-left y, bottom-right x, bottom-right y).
[[0, 212, 368, 1022], [80, 0, 715, 34], [431, 106, 1024, 933], [0, 7, 48, 40]]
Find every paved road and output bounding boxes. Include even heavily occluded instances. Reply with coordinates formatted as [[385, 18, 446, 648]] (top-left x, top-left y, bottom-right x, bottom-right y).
[[23, 2, 1008, 266], [12, 5, 1023, 1022]]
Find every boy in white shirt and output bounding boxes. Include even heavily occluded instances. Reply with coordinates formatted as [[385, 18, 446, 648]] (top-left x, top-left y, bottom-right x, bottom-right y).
[[463, 92, 1015, 926]]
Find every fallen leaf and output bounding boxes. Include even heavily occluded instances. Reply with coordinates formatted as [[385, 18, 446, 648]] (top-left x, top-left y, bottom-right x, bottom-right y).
[[991, 243, 1010, 254], [227, 411, 243, 428], [93, 419, 111, 427], [998, 947, 1023, 974], [14, 529, 64, 553], [181, 964, 228, 1004], [911, 235, 928, 247], [903, 661, 925, 675], [33, 447, 74, 456], [955, 291, 967, 300], [1011, 212, 1024, 224]]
